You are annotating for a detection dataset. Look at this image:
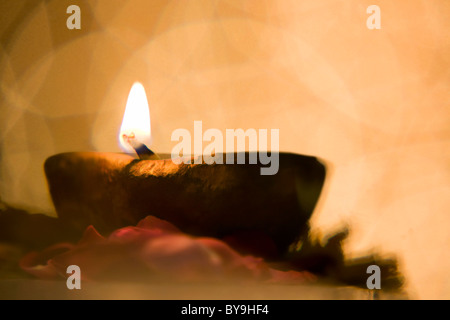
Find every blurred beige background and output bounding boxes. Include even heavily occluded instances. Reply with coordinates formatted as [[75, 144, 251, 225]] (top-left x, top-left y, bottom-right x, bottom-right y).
[[0, 0, 449, 299]]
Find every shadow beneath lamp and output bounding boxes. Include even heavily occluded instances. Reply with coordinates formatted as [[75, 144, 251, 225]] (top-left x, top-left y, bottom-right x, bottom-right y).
[[285, 228, 404, 291]]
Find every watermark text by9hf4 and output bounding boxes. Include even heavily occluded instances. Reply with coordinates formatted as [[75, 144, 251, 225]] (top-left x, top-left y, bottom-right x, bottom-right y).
[[181, 304, 269, 317]]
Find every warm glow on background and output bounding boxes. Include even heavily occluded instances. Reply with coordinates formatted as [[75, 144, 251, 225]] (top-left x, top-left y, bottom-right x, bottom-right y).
[[119, 82, 152, 153], [0, 0, 449, 299]]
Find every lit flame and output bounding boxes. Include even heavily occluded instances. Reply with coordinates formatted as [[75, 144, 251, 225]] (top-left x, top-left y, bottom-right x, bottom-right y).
[[119, 82, 152, 153]]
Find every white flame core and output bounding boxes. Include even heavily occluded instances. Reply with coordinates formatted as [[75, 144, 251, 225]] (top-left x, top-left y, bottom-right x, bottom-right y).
[[119, 82, 152, 153]]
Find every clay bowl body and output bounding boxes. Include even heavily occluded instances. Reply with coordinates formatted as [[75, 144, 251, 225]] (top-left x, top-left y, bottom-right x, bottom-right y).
[[45, 152, 326, 253]]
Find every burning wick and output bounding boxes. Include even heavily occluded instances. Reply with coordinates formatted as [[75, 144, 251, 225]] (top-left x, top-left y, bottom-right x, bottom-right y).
[[122, 132, 160, 160]]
